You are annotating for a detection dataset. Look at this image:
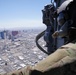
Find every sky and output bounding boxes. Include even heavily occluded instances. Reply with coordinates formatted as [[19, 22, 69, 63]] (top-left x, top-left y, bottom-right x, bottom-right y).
[[0, 0, 51, 29]]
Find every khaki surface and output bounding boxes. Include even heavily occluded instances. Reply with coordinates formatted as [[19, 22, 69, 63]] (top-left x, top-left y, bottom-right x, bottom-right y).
[[34, 43, 76, 71], [1, 42, 76, 75]]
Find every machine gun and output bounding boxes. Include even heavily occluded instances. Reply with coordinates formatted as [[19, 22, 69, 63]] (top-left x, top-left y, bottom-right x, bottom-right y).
[[35, 0, 74, 55], [35, 3, 56, 55]]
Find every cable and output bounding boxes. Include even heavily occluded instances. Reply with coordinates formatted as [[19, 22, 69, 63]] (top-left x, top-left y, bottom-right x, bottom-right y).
[[35, 30, 49, 55]]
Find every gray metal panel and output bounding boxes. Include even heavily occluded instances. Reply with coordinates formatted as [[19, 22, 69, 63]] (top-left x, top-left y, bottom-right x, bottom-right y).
[[57, 37, 64, 48]]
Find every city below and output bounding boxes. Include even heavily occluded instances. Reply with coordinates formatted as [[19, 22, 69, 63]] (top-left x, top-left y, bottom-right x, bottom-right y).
[[0, 28, 47, 74]]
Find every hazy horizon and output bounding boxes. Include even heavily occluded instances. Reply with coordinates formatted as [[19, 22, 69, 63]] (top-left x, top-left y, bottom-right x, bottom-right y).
[[0, 0, 50, 29], [0, 25, 46, 31]]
